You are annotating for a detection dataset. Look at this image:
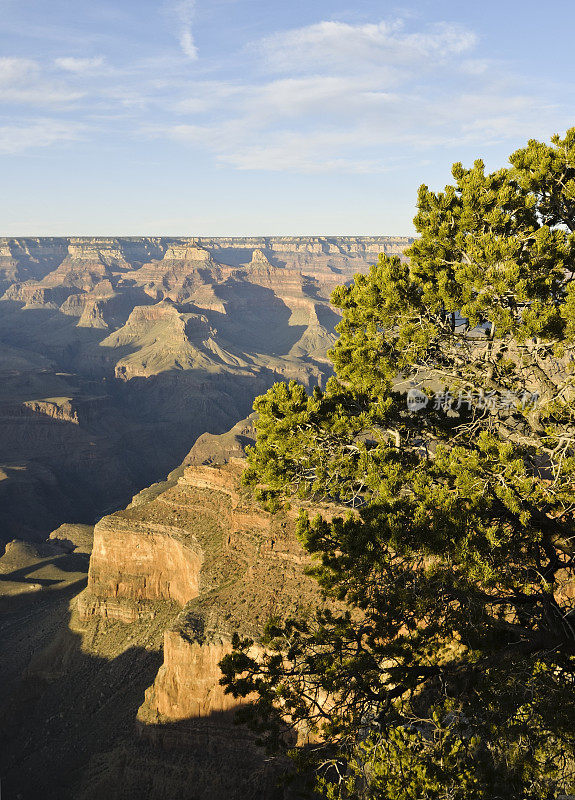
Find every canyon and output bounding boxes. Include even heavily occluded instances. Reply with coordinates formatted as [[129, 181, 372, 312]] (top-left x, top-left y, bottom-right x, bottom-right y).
[[0, 236, 411, 799], [0, 236, 410, 546]]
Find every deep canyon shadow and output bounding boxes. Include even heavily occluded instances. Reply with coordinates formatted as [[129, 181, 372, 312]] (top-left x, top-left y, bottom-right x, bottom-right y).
[[0, 592, 291, 800]]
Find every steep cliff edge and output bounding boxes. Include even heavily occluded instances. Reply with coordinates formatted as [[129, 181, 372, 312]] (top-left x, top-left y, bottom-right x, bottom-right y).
[[78, 457, 320, 728], [0, 423, 330, 799]]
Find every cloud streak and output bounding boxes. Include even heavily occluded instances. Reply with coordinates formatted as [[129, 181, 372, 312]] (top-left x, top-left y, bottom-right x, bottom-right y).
[[172, 0, 198, 60], [0, 57, 83, 105], [160, 85, 558, 174], [55, 56, 106, 74], [0, 119, 84, 154], [253, 19, 477, 74]]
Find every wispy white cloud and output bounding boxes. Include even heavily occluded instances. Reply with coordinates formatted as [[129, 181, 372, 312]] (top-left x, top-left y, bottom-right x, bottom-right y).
[[171, 0, 198, 60], [0, 118, 84, 153], [54, 56, 106, 74], [248, 76, 398, 121], [252, 19, 477, 74], [0, 57, 83, 104], [159, 82, 557, 173], [174, 75, 397, 121], [161, 106, 558, 175]]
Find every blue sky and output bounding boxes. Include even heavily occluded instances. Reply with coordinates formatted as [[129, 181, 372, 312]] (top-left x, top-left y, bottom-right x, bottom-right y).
[[0, 0, 573, 236]]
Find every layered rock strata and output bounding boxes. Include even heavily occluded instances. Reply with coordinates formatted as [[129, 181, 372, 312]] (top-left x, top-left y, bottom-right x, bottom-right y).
[[72, 448, 329, 796]]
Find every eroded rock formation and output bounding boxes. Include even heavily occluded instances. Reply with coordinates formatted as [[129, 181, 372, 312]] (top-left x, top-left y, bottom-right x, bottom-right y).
[[0, 235, 411, 546], [0, 422, 333, 798]]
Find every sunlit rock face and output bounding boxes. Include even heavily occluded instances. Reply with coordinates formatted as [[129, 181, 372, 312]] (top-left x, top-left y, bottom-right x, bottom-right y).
[[77, 454, 327, 794]]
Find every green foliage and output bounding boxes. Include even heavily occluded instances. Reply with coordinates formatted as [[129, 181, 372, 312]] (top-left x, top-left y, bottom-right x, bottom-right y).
[[327, 727, 489, 800], [319, 708, 574, 800], [220, 129, 575, 799]]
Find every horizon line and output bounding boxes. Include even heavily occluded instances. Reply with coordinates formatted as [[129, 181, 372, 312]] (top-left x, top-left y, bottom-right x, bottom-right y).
[[0, 233, 415, 239]]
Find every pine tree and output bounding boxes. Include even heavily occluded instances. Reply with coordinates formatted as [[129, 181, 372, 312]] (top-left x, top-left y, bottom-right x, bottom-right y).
[[220, 130, 575, 799]]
